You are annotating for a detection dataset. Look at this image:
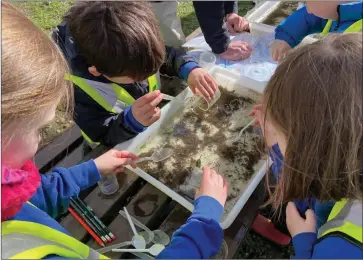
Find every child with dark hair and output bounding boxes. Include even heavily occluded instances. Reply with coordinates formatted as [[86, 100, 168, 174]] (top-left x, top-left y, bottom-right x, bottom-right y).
[[53, 1, 218, 147]]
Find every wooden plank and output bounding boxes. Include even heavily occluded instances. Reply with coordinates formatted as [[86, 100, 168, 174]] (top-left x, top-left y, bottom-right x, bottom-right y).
[[157, 178, 266, 259], [61, 169, 143, 242], [158, 204, 190, 237], [35, 125, 82, 169], [55, 145, 84, 168], [89, 183, 170, 258], [224, 177, 266, 258]]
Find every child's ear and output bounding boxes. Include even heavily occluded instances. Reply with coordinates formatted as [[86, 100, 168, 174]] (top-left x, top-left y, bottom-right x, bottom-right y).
[[88, 66, 101, 77]]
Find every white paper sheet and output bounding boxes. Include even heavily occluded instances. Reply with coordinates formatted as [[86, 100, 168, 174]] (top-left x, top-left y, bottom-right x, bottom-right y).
[[184, 32, 278, 82]]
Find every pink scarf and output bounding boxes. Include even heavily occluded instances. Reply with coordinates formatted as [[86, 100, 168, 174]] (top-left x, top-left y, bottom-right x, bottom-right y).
[[1, 160, 41, 221]]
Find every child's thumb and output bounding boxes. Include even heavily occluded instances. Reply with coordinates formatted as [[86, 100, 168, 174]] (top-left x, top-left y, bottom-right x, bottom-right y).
[[305, 209, 316, 226], [286, 201, 300, 219], [117, 157, 132, 166]]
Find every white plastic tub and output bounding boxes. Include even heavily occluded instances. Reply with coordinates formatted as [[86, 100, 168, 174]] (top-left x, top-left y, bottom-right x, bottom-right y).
[[117, 66, 268, 229]]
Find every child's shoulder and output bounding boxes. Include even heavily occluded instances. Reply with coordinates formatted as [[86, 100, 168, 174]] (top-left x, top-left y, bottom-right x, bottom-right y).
[[313, 235, 363, 258]]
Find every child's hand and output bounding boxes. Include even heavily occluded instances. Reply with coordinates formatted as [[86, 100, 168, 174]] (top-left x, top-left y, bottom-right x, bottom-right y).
[[195, 166, 228, 207], [249, 104, 277, 148], [219, 41, 252, 61], [94, 149, 139, 176], [187, 68, 218, 101], [225, 13, 249, 35], [270, 40, 291, 62], [286, 202, 316, 238], [132, 91, 163, 126]]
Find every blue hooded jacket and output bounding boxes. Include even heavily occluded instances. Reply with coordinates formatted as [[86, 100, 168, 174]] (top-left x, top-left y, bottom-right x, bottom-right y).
[[275, 1, 363, 47]]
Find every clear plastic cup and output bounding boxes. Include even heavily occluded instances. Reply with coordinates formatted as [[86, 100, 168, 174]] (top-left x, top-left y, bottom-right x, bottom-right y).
[[199, 52, 216, 71], [98, 174, 119, 195], [197, 87, 221, 111]]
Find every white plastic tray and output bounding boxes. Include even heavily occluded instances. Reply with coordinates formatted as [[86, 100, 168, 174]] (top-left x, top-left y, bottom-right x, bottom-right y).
[[116, 20, 317, 229], [117, 66, 268, 229]]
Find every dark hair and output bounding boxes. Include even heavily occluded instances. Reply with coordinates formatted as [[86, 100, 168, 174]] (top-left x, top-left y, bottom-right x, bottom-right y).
[[64, 1, 165, 81], [264, 33, 362, 208]]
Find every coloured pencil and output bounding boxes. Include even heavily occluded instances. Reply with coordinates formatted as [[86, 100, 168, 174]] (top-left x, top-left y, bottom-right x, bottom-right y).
[[69, 199, 107, 243], [71, 198, 112, 243], [75, 197, 116, 240], [68, 207, 105, 247]]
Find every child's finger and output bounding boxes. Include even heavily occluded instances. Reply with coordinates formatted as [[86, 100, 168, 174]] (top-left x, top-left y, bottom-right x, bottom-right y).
[[216, 173, 224, 186], [226, 22, 236, 35], [286, 201, 301, 220], [305, 209, 316, 226], [202, 77, 216, 98], [114, 166, 125, 173], [202, 166, 212, 182], [195, 80, 211, 101], [115, 150, 139, 160], [205, 74, 218, 93], [223, 177, 229, 191], [135, 91, 161, 108], [145, 108, 161, 125], [145, 107, 159, 118]]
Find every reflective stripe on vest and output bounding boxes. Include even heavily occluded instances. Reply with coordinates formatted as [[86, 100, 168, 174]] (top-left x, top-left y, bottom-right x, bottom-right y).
[[318, 200, 363, 244], [2, 220, 108, 259], [321, 19, 363, 36], [65, 73, 160, 146]]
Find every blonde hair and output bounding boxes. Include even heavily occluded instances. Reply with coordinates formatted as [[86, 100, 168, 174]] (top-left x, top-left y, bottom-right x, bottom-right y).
[[1, 3, 72, 143], [264, 33, 362, 208]]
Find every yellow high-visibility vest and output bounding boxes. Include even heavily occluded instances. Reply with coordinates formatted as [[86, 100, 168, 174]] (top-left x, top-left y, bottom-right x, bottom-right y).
[[318, 199, 362, 248], [321, 19, 362, 37], [2, 204, 108, 260], [65, 74, 160, 147]]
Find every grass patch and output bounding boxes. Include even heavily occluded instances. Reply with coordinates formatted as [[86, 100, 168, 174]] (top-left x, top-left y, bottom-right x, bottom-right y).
[[14, 1, 73, 33]]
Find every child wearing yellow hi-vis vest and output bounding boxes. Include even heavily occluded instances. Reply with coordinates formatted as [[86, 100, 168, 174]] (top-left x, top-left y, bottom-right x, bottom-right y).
[[2, 3, 229, 259], [252, 33, 362, 258], [53, 1, 219, 148], [270, 1, 362, 62]]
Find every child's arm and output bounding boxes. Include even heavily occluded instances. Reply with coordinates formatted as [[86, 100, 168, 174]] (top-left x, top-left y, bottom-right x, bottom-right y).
[[30, 150, 137, 218], [156, 196, 224, 259], [160, 46, 218, 101], [74, 87, 145, 147], [274, 7, 324, 48], [157, 166, 228, 259], [29, 160, 101, 218], [159, 46, 199, 80]]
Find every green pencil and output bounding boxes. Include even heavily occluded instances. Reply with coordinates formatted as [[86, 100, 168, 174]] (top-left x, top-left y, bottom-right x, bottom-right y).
[[75, 197, 116, 240], [71, 198, 111, 242], [69, 199, 107, 243]]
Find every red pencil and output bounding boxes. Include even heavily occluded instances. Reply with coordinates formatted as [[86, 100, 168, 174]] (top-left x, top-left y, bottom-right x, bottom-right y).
[[68, 207, 105, 247]]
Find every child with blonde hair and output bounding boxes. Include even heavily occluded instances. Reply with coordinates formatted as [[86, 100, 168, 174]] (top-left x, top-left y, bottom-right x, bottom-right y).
[[253, 33, 362, 258], [1, 3, 228, 259]]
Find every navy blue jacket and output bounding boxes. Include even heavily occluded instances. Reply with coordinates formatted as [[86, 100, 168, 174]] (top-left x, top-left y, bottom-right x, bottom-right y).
[[53, 23, 199, 147], [193, 1, 238, 54]]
